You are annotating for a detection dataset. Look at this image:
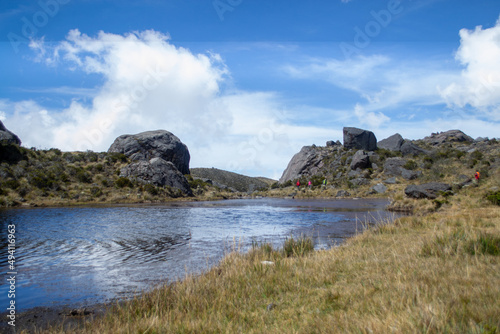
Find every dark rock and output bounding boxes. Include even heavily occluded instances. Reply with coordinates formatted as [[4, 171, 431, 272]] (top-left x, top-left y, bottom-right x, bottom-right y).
[[383, 177, 397, 184], [326, 140, 342, 147], [383, 158, 406, 175], [343, 127, 377, 151], [108, 130, 190, 175], [0, 143, 26, 163], [336, 190, 351, 197], [401, 169, 422, 180], [0, 121, 21, 145], [121, 157, 192, 195], [350, 178, 370, 186], [378, 133, 403, 152], [422, 130, 474, 146], [366, 152, 380, 162], [348, 170, 360, 178], [400, 141, 427, 156], [279, 146, 327, 183], [350, 150, 371, 170], [404, 183, 452, 199], [372, 183, 387, 194], [456, 175, 472, 188], [383, 157, 421, 180]]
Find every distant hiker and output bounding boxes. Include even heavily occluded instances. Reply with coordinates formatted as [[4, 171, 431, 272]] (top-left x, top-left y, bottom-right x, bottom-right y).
[[308, 180, 312, 189], [475, 171, 480, 183], [322, 179, 327, 187], [296, 180, 300, 190]]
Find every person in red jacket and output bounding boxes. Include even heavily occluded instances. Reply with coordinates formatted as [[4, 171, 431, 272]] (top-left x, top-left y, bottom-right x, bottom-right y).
[[475, 171, 480, 183], [296, 180, 300, 190]]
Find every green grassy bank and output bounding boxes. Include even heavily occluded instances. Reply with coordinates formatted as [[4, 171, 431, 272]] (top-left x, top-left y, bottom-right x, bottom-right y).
[[29, 187, 500, 334]]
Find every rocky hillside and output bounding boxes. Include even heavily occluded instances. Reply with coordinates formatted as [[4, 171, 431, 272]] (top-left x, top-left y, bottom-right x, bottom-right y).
[[274, 127, 499, 208], [190, 168, 271, 193], [0, 122, 275, 207], [0, 126, 197, 207]]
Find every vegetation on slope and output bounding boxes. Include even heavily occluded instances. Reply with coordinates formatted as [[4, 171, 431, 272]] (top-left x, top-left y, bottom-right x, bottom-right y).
[[190, 167, 270, 193], [0, 146, 197, 207]]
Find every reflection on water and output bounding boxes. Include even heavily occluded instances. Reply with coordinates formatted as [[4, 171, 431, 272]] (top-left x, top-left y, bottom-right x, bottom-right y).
[[0, 198, 396, 311]]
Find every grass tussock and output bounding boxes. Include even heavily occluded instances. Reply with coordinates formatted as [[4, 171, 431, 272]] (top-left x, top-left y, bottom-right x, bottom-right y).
[[32, 205, 500, 334]]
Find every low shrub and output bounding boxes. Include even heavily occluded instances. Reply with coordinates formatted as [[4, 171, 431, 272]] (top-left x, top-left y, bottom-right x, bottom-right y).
[[470, 150, 484, 161], [28, 170, 57, 190], [143, 184, 159, 196], [76, 169, 92, 183], [85, 151, 99, 162], [3, 179, 20, 189], [115, 177, 133, 188], [107, 152, 128, 164], [188, 178, 209, 190], [403, 159, 418, 170], [486, 191, 500, 206], [62, 152, 75, 163]]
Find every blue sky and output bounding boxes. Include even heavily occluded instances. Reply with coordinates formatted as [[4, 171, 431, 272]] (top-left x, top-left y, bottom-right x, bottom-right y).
[[1, 0, 499, 178]]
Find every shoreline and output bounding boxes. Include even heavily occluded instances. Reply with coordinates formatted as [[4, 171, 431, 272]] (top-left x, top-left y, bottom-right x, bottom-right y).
[[0, 189, 391, 210], [3, 201, 499, 332], [0, 304, 109, 334], [2, 196, 396, 333]]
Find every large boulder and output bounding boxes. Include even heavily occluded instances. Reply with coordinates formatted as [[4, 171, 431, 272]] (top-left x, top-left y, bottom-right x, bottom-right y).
[[371, 183, 387, 194], [108, 130, 190, 175], [343, 127, 377, 151], [400, 141, 428, 156], [378, 133, 403, 152], [423, 130, 474, 146], [279, 146, 326, 183], [350, 150, 371, 170], [383, 157, 421, 180], [404, 183, 452, 199], [0, 121, 21, 146], [383, 157, 406, 175], [121, 158, 192, 195]]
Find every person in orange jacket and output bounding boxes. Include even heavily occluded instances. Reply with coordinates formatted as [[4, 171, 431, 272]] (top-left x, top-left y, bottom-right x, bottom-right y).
[[475, 171, 480, 183]]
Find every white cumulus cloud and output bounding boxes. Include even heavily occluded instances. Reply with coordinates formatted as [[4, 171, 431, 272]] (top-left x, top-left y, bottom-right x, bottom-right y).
[[12, 29, 229, 151], [3, 30, 340, 178], [440, 17, 500, 120]]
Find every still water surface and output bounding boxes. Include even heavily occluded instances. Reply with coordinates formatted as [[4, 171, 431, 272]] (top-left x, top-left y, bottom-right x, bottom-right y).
[[0, 198, 395, 311]]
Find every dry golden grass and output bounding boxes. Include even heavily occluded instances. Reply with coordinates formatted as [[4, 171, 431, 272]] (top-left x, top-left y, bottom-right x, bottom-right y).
[[32, 194, 500, 334]]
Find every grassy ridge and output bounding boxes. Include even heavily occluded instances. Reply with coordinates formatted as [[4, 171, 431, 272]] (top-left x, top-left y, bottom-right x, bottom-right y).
[[35, 190, 500, 333]]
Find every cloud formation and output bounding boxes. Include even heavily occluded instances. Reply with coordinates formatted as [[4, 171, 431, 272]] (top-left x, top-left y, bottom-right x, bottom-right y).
[[2, 30, 339, 178], [440, 17, 500, 120], [8, 29, 229, 154]]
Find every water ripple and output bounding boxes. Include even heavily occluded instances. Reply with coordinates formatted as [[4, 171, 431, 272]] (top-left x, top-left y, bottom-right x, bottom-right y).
[[0, 198, 395, 310]]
